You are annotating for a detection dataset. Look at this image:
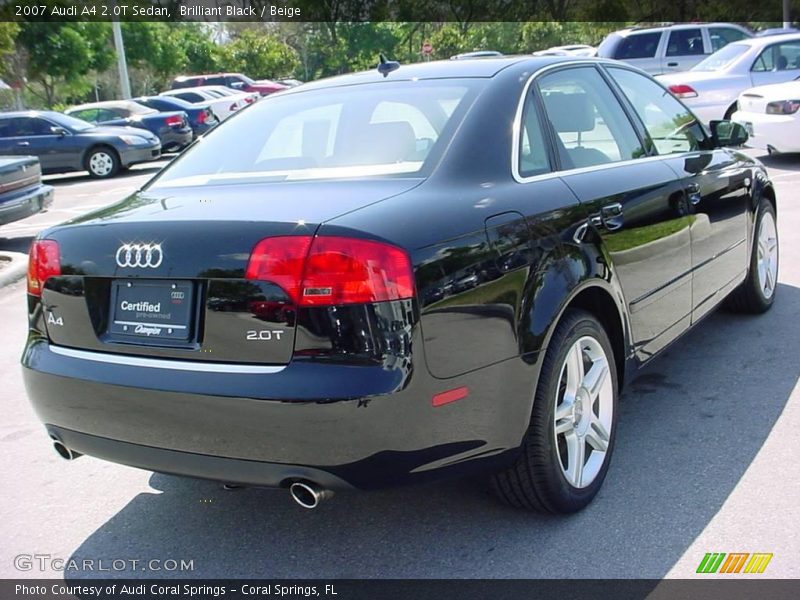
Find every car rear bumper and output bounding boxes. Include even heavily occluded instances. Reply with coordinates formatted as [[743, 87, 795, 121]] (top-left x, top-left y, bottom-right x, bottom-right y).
[[732, 110, 800, 153], [22, 339, 536, 490], [0, 184, 53, 226], [120, 143, 161, 167], [159, 128, 193, 151]]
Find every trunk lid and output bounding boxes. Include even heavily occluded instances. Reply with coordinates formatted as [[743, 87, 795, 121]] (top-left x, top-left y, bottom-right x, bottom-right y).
[[39, 178, 421, 365]]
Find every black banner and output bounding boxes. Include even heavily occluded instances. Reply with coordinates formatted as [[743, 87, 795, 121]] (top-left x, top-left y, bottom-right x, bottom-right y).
[[0, 0, 798, 23], [3, 579, 800, 600]]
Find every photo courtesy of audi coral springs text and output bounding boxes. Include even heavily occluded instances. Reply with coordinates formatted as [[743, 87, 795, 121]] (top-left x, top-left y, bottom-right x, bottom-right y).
[[22, 56, 778, 513]]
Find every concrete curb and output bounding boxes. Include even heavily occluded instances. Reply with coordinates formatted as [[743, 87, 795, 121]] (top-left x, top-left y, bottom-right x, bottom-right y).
[[0, 252, 28, 288]]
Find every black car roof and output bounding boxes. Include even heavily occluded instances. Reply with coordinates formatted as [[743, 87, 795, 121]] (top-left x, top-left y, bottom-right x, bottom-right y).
[[292, 56, 582, 93]]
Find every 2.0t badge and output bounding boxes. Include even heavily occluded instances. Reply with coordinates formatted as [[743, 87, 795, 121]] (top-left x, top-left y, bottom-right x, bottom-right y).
[[115, 243, 163, 269]]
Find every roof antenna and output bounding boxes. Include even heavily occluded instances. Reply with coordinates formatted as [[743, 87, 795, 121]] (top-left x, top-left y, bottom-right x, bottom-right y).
[[377, 54, 400, 77]]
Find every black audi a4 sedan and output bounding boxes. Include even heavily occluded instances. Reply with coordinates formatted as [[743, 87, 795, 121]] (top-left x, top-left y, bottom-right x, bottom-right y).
[[22, 57, 778, 513]]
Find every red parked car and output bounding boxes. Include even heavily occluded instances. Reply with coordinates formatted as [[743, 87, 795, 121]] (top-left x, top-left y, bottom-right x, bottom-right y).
[[170, 73, 287, 96]]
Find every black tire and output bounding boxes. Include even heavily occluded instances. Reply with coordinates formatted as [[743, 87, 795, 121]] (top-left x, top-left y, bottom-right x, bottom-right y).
[[727, 200, 778, 313], [85, 146, 120, 179], [492, 309, 618, 514]]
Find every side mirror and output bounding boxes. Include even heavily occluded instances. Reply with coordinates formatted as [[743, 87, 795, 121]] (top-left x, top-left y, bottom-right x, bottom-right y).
[[710, 119, 748, 148], [51, 126, 68, 137]]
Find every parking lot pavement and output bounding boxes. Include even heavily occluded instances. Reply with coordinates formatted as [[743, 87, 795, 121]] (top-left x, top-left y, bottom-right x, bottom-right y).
[[0, 152, 798, 579]]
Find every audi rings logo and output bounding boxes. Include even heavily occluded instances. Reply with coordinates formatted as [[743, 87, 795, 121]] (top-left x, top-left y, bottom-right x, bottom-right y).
[[115, 243, 163, 269]]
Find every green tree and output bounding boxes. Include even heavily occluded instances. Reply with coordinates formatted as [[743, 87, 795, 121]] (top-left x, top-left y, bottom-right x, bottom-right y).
[[17, 22, 113, 107], [219, 29, 300, 79]]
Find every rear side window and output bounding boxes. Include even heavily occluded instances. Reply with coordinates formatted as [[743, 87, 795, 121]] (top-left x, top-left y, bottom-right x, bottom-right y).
[[69, 109, 98, 123], [752, 41, 800, 72], [537, 67, 644, 170], [608, 68, 706, 155], [517, 93, 550, 178], [0, 119, 19, 137], [666, 29, 705, 57], [615, 32, 662, 59], [709, 27, 749, 52]]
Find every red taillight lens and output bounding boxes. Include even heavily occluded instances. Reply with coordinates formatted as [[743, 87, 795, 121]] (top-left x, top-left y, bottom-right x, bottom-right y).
[[668, 84, 698, 99], [245, 236, 313, 303], [165, 114, 183, 127], [27, 240, 61, 296], [766, 100, 800, 115], [197, 110, 207, 124], [245, 236, 415, 307]]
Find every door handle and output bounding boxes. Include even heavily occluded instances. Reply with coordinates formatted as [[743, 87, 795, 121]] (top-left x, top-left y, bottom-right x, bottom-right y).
[[17, 141, 30, 146], [667, 62, 679, 67], [686, 182, 702, 205]]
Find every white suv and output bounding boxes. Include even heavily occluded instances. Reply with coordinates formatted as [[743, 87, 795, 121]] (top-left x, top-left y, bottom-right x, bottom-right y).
[[597, 23, 752, 74]]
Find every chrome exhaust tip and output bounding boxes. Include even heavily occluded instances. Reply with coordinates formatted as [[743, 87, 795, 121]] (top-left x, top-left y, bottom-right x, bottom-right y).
[[289, 481, 334, 509], [52, 439, 81, 461]]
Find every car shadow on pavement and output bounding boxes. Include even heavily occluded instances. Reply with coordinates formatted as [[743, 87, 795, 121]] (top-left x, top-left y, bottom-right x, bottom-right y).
[[65, 284, 800, 579], [753, 153, 800, 172]]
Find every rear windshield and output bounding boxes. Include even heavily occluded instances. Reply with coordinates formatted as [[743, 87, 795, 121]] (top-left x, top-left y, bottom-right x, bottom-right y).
[[151, 79, 481, 187], [692, 43, 750, 70]]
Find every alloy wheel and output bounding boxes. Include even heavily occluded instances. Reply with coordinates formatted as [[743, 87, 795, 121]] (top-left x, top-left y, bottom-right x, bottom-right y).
[[756, 211, 778, 299], [553, 336, 614, 489]]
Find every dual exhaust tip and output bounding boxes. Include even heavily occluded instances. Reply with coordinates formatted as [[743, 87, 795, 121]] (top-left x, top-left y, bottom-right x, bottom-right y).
[[51, 438, 81, 461], [51, 438, 331, 508], [288, 481, 334, 509]]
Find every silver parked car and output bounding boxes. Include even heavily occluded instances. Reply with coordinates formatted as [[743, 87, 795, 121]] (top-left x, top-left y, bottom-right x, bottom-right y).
[[597, 23, 752, 75], [657, 33, 800, 124]]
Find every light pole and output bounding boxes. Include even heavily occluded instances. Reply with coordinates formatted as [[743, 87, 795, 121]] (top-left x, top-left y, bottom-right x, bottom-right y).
[[784, 0, 792, 29], [112, 18, 131, 99]]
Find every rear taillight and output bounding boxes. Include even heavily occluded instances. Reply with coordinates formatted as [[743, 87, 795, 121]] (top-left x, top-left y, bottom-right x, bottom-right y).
[[165, 115, 183, 127], [27, 240, 60, 297], [766, 100, 800, 115], [668, 84, 698, 99], [246, 236, 415, 307], [197, 110, 207, 124]]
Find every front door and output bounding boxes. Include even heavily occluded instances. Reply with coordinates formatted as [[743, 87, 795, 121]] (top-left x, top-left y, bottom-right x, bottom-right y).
[[536, 65, 692, 361]]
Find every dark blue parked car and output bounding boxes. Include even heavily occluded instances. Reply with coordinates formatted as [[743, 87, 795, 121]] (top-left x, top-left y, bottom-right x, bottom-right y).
[[66, 101, 192, 152], [0, 111, 160, 179], [132, 96, 219, 138]]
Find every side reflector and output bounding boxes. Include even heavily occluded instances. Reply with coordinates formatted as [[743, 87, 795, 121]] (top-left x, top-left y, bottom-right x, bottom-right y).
[[432, 387, 469, 407], [27, 240, 61, 297]]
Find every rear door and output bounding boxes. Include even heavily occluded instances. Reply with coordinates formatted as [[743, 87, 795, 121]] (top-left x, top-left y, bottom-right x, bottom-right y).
[[606, 66, 750, 322], [537, 65, 692, 361], [4, 117, 66, 170], [750, 40, 800, 87], [661, 28, 707, 73]]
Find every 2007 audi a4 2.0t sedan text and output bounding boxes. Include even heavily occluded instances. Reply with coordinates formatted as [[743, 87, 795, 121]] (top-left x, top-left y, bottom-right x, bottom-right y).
[[21, 56, 778, 513]]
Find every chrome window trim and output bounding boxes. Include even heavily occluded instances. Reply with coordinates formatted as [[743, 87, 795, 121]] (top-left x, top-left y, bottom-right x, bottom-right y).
[[511, 60, 668, 184], [49, 345, 286, 374]]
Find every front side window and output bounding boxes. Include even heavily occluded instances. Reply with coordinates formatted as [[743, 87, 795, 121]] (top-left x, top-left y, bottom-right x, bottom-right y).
[[152, 80, 480, 187], [666, 29, 705, 57], [537, 67, 644, 170], [14, 118, 54, 136], [608, 67, 706, 155], [752, 41, 800, 72], [615, 32, 662, 59]]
